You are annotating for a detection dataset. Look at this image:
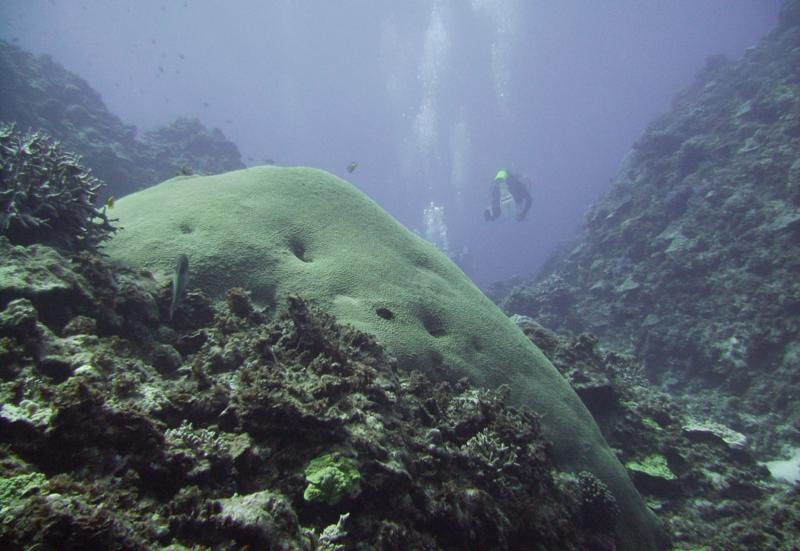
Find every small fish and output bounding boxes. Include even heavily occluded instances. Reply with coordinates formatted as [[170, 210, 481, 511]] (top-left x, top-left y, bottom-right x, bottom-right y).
[[347, 161, 359, 173], [105, 196, 115, 209], [170, 254, 189, 320]]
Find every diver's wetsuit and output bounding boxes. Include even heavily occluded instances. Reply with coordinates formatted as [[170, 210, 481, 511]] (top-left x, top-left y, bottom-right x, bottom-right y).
[[486, 173, 531, 221]]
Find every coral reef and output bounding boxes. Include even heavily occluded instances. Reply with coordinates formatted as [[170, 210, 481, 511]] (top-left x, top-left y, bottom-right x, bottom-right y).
[[104, 164, 666, 550], [502, 0, 800, 454], [140, 117, 244, 181], [1, 233, 795, 549], [514, 314, 800, 550], [0, 241, 623, 550], [0, 124, 115, 252]]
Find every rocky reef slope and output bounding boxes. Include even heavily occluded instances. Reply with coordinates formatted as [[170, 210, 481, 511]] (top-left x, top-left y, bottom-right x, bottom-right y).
[[513, 315, 799, 550], [0, 237, 624, 550], [503, 1, 800, 453], [1, 235, 796, 550], [0, 40, 244, 199]]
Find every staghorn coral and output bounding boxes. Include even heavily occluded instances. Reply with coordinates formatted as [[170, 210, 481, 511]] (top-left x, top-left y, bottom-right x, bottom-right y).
[[0, 123, 115, 252]]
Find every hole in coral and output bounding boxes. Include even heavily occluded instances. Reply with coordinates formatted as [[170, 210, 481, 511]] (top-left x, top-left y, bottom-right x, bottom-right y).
[[420, 310, 447, 337], [470, 334, 483, 351], [38, 357, 72, 383], [376, 307, 394, 320], [289, 239, 311, 262]]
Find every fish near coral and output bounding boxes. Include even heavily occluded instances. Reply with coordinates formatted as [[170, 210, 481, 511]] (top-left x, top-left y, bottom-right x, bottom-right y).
[[170, 254, 189, 320]]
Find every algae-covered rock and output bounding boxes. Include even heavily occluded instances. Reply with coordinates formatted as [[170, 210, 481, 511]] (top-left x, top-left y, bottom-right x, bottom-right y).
[[105, 166, 666, 550], [625, 454, 680, 497], [0, 472, 47, 510], [303, 453, 361, 505], [682, 419, 748, 450]]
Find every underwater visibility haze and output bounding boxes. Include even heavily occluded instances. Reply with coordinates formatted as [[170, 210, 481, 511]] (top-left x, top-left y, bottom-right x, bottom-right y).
[[1, 1, 799, 550], [0, 0, 782, 284]]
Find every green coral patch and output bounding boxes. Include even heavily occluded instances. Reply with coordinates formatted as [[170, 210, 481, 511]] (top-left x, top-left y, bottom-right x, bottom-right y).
[[303, 454, 361, 505], [0, 472, 47, 511], [626, 454, 677, 480]]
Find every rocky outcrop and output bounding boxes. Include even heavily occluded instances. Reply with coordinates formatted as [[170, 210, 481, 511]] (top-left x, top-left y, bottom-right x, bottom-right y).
[[503, 1, 800, 453], [0, 41, 244, 199]]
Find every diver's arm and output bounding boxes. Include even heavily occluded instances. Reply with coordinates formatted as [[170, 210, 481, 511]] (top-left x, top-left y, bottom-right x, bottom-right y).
[[491, 184, 501, 212], [484, 184, 500, 221], [517, 191, 531, 221]]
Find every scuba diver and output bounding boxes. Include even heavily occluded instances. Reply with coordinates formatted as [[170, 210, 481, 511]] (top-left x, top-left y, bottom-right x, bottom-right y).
[[483, 169, 532, 222]]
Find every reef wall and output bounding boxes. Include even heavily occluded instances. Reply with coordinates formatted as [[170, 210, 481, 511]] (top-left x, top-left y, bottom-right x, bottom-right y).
[[503, 1, 800, 452], [0, 40, 244, 199]]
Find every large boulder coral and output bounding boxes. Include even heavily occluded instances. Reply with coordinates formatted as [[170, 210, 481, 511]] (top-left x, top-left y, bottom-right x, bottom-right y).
[[104, 166, 666, 550]]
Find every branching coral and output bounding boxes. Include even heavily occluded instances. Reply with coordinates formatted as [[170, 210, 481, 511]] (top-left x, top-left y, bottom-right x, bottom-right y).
[[0, 123, 115, 252], [577, 471, 620, 530], [462, 427, 520, 471]]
